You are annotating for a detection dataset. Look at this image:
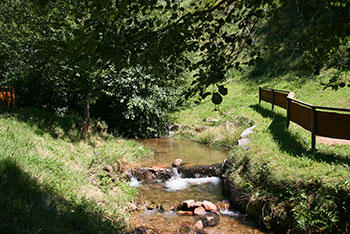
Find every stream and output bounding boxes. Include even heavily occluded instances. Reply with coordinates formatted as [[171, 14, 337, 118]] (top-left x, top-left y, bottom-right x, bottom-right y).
[[130, 139, 265, 234]]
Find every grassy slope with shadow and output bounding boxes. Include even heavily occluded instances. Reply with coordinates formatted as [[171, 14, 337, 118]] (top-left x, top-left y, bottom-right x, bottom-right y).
[[176, 76, 350, 233], [0, 160, 117, 234], [251, 104, 350, 167], [0, 108, 152, 233]]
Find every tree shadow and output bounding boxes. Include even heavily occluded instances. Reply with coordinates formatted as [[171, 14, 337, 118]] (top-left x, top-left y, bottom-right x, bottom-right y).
[[1, 107, 83, 142], [245, 2, 338, 83], [0, 159, 124, 234], [251, 104, 350, 167]]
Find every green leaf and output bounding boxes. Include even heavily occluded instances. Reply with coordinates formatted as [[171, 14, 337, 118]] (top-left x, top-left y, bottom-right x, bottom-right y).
[[212, 92, 222, 105], [218, 85, 228, 96]]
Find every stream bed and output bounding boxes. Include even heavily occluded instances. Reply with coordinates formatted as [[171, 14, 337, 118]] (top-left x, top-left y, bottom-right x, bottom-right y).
[[131, 139, 265, 234]]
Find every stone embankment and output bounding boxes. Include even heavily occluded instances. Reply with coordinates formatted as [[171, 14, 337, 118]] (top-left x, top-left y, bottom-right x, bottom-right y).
[[129, 164, 221, 182]]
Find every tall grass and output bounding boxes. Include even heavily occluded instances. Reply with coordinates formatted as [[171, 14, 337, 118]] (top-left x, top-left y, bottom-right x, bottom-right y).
[[0, 108, 152, 233]]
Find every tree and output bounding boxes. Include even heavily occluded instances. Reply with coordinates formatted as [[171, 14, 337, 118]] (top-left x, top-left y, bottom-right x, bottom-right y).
[[2, 0, 349, 138], [1, 0, 189, 137]]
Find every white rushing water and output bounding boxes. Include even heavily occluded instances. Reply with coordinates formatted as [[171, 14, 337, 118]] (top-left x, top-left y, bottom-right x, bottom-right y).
[[220, 209, 242, 217], [130, 176, 141, 187], [164, 176, 221, 191], [129, 167, 221, 191]]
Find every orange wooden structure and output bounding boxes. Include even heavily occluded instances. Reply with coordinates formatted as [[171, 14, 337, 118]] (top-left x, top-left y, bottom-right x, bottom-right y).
[[0, 87, 15, 109], [259, 87, 350, 149]]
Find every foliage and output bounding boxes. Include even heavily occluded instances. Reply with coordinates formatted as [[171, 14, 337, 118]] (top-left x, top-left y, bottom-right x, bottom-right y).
[[1, 0, 350, 136], [0, 0, 188, 136], [249, 0, 350, 89]]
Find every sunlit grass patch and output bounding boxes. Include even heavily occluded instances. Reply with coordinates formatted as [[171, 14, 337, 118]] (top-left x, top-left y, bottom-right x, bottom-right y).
[[194, 122, 245, 150], [176, 73, 350, 233]]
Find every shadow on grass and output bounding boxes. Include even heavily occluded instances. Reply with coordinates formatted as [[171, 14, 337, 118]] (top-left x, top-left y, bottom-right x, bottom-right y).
[[251, 104, 350, 167], [1, 107, 83, 142], [0, 159, 124, 234]]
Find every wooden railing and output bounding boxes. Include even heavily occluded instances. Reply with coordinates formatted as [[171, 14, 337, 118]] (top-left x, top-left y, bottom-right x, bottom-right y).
[[0, 87, 15, 109], [259, 87, 350, 150]]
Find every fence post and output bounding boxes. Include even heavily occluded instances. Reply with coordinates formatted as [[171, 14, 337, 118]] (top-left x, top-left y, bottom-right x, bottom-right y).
[[259, 87, 262, 105], [272, 89, 275, 110], [286, 97, 291, 129], [311, 106, 317, 150]]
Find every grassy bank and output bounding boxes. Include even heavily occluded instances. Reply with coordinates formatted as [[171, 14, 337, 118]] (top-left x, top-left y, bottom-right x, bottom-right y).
[[175, 74, 350, 233], [0, 108, 152, 234]]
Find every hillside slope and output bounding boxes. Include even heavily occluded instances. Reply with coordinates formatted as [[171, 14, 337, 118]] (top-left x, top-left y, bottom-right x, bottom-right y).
[[0, 108, 151, 234], [176, 75, 350, 233]]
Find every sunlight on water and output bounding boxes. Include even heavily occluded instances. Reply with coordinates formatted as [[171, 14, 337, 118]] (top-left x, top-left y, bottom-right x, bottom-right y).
[[137, 138, 228, 167]]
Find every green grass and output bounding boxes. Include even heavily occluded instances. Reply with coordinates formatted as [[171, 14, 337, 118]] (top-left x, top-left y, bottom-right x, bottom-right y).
[[175, 73, 350, 233], [0, 108, 152, 234], [176, 74, 350, 185]]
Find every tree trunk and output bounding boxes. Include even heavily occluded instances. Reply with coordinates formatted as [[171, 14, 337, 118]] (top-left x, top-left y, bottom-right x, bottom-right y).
[[83, 94, 91, 141]]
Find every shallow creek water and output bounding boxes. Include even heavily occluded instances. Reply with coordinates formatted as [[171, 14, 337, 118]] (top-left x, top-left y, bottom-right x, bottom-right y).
[[131, 139, 265, 234], [137, 138, 228, 167]]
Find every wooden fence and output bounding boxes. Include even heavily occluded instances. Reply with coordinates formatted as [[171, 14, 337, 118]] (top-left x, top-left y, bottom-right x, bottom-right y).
[[259, 87, 350, 150], [0, 87, 15, 109]]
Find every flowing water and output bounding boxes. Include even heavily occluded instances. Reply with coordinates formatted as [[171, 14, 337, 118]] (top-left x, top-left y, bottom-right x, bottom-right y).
[[131, 139, 265, 234], [136, 138, 228, 167]]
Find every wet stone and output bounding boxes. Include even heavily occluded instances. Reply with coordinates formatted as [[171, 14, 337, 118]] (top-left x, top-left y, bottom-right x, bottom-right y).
[[177, 210, 194, 216], [172, 159, 183, 168], [180, 200, 195, 210], [132, 167, 173, 181], [194, 207, 206, 216], [160, 203, 174, 212], [194, 220, 204, 229], [202, 200, 217, 213], [178, 164, 222, 178], [199, 213, 220, 227], [147, 201, 158, 210], [190, 201, 203, 209]]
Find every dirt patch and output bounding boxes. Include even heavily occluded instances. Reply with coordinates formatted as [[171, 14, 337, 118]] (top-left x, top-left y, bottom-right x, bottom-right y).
[[317, 136, 350, 146]]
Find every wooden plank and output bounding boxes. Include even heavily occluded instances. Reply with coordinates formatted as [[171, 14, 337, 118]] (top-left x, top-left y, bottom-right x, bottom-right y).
[[290, 101, 312, 131], [311, 107, 317, 150], [260, 89, 273, 103], [274, 92, 288, 109], [317, 111, 350, 140], [0, 90, 15, 109]]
